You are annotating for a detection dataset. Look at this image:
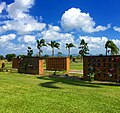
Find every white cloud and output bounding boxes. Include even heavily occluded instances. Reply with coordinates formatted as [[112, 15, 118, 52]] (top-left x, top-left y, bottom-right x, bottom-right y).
[[40, 25, 75, 42], [113, 26, 120, 32], [79, 36, 108, 55], [18, 35, 36, 44], [0, 0, 46, 35], [0, 0, 46, 55], [38, 25, 77, 56], [0, 18, 46, 34], [112, 39, 120, 47], [0, 42, 27, 55], [7, 0, 34, 19], [0, 40, 37, 56], [0, 2, 6, 13], [61, 8, 110, 33], [0, 33, 16, 43], [78, 36, 120, 55], [48, 25, 61, 32]]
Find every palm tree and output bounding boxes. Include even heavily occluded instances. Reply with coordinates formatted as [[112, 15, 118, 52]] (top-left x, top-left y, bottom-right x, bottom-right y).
[[37, 39, 47, 57], [27, 47, 33, 57], [79, 39, 89, 57], [66, 43, 75, 57], [105, 40, 119, 56], [47, 41, 60, 57]]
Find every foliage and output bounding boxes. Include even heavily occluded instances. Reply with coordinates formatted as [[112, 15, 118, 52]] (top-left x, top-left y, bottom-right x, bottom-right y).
[[6, 54, 16, 62], [0, 55, 4, 60], [47, 41, 60, 57], [43, 54, 49, 58], [105, 40, 119, 55], [37, 39, 47, 57], [66, 43, 76, 57], [17, 55, 26, 58], [27, 47, 33, 57], [79, 39, 89, 57], [99, 54, 103, 56], [70, 55, 73, 59], [57, 52, 62, 57]]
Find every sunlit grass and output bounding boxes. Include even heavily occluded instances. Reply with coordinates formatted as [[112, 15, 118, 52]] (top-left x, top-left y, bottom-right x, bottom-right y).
[[0, 72, 120, 113], [70, 61, 83, 70]]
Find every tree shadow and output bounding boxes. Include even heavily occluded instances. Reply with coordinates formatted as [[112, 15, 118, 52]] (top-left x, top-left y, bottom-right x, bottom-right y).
[[39, 81, 61, 89], [37, 75, 104, 89]]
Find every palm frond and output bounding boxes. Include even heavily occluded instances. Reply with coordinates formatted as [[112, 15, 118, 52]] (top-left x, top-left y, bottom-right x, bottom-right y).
[[105, 40, 119, 55]]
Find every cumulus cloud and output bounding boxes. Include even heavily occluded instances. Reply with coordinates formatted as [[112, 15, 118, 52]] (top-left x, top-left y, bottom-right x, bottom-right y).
[[78, 36, 120, 55], [0, 2, 6, 13], [0, 0, 46, 55], [0, 2, 114, 56], [0, 0, 46, 35], [113, 26, 120, 32], [40, 25, 75, 41], [0, 42, 27, 55], [0, 33, 16, 43], [39, 25, 77, 55], [78, 36, 107, 55], [7, 0, 34, 19], [112, 39, 120, 47], [61, 8, 110, 33], [18, 35, 36, 44], [0, 18, 46, 34]]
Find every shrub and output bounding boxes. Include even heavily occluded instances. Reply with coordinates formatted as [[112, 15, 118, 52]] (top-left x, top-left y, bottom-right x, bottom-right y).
[[6, 54, 16, 62]]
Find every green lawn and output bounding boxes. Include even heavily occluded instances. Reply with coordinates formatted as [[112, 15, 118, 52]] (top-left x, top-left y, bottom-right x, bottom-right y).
[[0, 72, 120, 113], [70, 61, 83, 70]]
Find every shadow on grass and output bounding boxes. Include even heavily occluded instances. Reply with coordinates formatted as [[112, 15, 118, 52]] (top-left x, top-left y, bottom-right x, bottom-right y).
[[40, 81, 62, 89], [37, 75, 103, 89]]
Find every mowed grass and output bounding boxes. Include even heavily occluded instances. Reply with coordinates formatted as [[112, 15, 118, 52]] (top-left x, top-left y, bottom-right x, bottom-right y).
[[0, 72, 120, 113], [70, 61, 83, 70]]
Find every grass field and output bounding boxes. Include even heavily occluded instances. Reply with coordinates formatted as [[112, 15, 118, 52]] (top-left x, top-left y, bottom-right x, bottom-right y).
[[70, 61, 83, 70], [0, 72, 120, 113], [0, 61, 120, 113]]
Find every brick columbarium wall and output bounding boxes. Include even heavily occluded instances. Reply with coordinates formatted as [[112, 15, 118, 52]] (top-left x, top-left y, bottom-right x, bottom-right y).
[[12, 58, 21, 69], [46, 57, 70, 74], [83, 55, 120, 82], [18, 57, 44, 75]]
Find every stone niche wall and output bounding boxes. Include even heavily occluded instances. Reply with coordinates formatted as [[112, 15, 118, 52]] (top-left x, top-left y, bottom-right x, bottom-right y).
[[83, 55, 120, 82], [12, 58, 21, 69], [18, 57, 44, 75], [46, 57, 70, 73]]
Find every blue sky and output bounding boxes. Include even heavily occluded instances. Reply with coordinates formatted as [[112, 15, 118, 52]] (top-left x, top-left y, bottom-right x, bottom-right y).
[[0, 0, 120, 56]]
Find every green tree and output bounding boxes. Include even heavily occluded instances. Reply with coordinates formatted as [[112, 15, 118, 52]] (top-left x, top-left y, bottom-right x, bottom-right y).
[[47, 41, 60, 57], [43, 54, 49, 58], [57, 52, 62, 57], [37, 39, 47, 57], [0, 55, 4, 60], [66, 43, 76, 57], [27, 47, 33, 57], [79, 39, 89, 57], [17, 55, 26, 58], [6, 54, 16, 62], [105, 40, 119, 56]]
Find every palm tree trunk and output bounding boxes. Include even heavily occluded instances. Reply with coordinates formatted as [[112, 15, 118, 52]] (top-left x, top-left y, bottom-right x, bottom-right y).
[[39, 49, 41, 57], [68, 48, 70, 57], [52, 48, 54, 57], [106, 47, 108, 56]]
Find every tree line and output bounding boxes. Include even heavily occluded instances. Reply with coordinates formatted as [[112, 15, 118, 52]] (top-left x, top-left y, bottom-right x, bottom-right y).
[[1, 39, 119, 62], [35, 39, 119, 57]]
